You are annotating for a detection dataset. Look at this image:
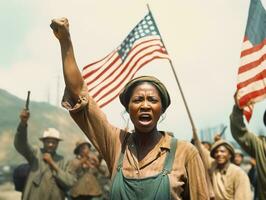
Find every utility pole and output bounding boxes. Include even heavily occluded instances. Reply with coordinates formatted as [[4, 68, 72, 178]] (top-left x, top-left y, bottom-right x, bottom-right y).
[[56, 75, 60, 107]]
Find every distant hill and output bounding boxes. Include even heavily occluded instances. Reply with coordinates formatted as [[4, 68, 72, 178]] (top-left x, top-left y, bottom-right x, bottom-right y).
[[0, 89, 86, 165]]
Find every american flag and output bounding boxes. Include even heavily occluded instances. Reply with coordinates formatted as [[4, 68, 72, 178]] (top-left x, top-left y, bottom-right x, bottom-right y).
[[237, 0, 266, 122], [82, 12, 170, 108]]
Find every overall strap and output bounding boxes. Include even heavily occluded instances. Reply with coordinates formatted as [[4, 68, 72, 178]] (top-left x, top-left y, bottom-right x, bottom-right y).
[[163, 137, 178, 174], [116, 132, 130, 170], [152, 137, 178, 198]]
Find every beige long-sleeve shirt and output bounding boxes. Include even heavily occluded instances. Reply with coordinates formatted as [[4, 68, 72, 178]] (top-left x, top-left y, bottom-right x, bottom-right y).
[[210, 162, 252, 200], [202, 144, 252, 200], [62, 85, 209, 200]]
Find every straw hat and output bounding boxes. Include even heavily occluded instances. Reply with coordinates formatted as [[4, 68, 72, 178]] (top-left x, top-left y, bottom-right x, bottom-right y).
[[74, 140, 91, 155], [39, 128, 62, 141]]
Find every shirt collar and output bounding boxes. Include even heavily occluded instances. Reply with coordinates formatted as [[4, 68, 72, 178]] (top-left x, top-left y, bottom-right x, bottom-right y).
[[127, 131, 172, 151], [216, 161, 231, 174]]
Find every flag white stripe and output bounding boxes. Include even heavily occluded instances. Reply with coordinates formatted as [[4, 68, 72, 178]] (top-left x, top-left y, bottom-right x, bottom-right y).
[[128, 35, 161, 47], [84, 54, 122, 88], [249, 93, 266, 103], [241, 40, 253, 51], [238, 77, 266, 96], [237, 61, 266, 83], [240, 44, 266, 66]]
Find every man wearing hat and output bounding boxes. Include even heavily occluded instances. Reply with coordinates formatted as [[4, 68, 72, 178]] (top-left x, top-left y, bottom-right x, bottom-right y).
[[14, 109, 76, 200], [207, 139, 251, 200], [231, 96, 266, 200], [69, 140, 103, 200]]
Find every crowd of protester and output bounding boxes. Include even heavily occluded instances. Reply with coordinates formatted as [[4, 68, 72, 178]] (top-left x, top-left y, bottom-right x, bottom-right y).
[[13, 105, 265, 200], [11, 17, 266, 200]]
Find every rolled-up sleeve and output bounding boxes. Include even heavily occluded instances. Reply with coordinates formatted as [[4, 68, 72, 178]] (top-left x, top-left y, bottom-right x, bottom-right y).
[[62, 83, 124, 174]]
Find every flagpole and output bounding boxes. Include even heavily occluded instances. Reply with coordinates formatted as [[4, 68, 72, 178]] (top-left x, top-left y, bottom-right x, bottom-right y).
[[147, 4, 215, 198], [146, 4, 197, 140], [168, 58, 216, 199]]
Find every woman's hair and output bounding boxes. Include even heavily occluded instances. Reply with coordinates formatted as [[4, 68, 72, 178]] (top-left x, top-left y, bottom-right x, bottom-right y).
[[119, 76, 171, 112]]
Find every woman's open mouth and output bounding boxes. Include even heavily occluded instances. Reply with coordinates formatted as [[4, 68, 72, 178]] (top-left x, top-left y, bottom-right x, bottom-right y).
[[138, 114, 152, 125]]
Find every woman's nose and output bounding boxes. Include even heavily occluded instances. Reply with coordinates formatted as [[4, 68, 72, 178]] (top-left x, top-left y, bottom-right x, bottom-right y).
[[141, 100, 150, 109]]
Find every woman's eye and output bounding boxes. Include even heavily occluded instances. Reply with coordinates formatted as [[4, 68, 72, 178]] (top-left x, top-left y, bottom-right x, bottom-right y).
[[149, 97, 159, 103], [132, 99, 142, 103], [131, 96, 143, 103]]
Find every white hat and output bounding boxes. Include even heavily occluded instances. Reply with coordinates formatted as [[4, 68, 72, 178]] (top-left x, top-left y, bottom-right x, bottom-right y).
[[39, 128, 62, 141]]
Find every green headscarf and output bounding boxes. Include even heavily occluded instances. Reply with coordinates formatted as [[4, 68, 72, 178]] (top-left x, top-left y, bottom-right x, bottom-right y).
[[119, 76, 171, 112]]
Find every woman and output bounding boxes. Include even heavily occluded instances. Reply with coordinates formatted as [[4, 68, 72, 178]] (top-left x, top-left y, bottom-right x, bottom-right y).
[[51, 17, 209, 200]]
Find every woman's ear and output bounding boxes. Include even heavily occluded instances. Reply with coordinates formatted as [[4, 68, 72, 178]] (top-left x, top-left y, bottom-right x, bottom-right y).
[[159, 112, 166, 124]]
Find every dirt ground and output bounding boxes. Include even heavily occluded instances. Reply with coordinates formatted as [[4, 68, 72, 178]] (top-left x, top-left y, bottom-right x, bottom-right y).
[[0, 182, 21, 200]]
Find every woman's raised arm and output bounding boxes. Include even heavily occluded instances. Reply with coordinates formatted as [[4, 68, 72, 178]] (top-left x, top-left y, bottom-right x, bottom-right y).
[[51, 17, 83, 102]]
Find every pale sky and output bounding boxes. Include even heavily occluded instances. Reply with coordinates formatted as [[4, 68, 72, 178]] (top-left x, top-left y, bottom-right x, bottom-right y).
[[0, 0, 265, 141]]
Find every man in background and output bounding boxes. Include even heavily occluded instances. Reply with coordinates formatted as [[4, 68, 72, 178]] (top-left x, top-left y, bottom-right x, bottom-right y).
[[209, 139, 252, 200], [230, 94, 266, 200], [14, 108, 76, 200]]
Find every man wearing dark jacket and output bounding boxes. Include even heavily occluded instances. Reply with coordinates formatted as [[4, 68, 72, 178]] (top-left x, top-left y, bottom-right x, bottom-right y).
[[230, 102, 266, 200], [14, 108, 76, 200]]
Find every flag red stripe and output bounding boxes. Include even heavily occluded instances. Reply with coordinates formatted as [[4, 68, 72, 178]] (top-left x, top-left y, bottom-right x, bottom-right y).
[[99, 92, 120, 108], [129, 39, 162, 54], [238, 53, 266, 74], [83, 51, 118, 79], [88, 58, 121, 92], [91, 44, 165, 97], [243, 36, 248, 42], [239, 86, 266, 107], [243, 105, 253, 122], [241, 38, 266, 57], [83, 50, 116, 71], [84, 54, 120, 82], [237, 69, 266, 89]]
